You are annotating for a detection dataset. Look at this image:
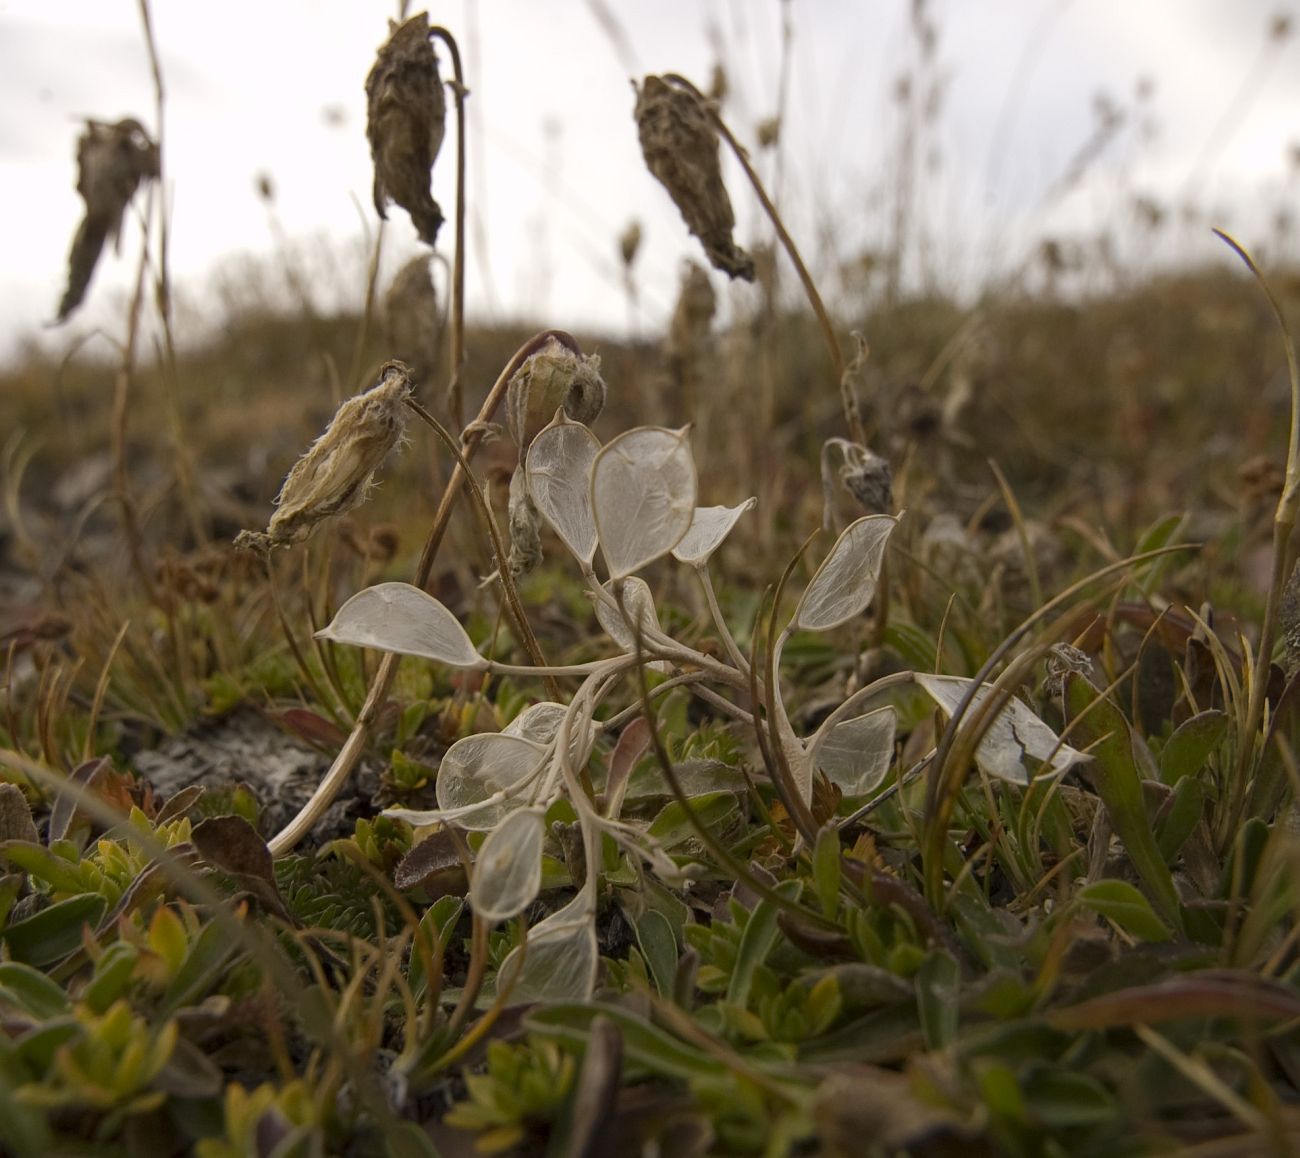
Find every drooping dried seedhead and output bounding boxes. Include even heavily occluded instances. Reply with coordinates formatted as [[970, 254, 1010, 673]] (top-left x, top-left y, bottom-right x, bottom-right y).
[[505, 338, 607, 451], [665, 260, 716, 378], [634, 75, 754, 281], [56, 118, 160, 323], [366, 12, 446, 245], [235, 362, 415, 552]]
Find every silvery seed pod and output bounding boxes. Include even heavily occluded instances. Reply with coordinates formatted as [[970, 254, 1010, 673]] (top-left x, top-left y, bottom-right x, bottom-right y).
[[57, 118, 160, 323], [507, 469, 543, 579], [634, 75, 754, 281], [366, 12, 446, 245]]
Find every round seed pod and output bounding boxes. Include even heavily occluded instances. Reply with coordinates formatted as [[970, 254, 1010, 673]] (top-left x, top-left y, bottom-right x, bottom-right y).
[[505, 339, 607, 450]]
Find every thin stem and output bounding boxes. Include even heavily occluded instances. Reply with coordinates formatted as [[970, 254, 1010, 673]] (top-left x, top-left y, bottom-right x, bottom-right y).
[[1214, 230, 1300, 831], [405, 398, 560, 700], [431, 27, 467, 429], [663, 73, 863, 446], [269, 331, 581, 856], [696, 564, 750, 675]]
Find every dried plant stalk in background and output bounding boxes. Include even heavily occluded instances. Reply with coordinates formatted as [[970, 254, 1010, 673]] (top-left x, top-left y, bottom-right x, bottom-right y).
[[366, 12, 446, 245], [235, 362, 414, 552], [56, 118, 160, 323], [384, 254, 440, 382], [634, 75, 754, 281]]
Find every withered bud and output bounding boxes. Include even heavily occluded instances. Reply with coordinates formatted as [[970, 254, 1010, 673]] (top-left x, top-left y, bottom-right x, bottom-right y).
[[505, 338, 607, 449], [56, 118, 160, 323], [366, 12, 446, 246], [255, 172, 275, 203], [707, 62, 729, 104], [1044, 643, 1093, 697], [506, 469, 543, 579], [821, 437, 893, 529], [384, 254, 440, 380], [666, 260, 716, 368], [619, 220, 643, 269], [756, 116, 781, 149], [634, 75, 754, 281], [235, 362, 414, 552]]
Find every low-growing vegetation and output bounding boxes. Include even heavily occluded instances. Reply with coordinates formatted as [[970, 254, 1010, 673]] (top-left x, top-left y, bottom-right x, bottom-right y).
[[2, 5, 1300, 1156]]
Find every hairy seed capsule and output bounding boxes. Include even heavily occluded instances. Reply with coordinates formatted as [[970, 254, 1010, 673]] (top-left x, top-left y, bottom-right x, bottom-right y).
[[56, 118, 160, 323], [366, 12, 446, 245], [505, 339, 607, 450], [235, 362, 414, 552], [634, 75, 754, 281]]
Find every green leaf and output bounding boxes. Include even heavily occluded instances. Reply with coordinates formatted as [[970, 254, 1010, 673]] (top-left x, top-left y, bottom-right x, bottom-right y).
[[82, 942, 141, 1013], [0, 840, 87, 894], [634, 908, 678, 997], [1155, 775, 1204, 864], [1063, 674, 1183, 932], [646, 791, 739, 850], [811, 826, 842, 919], [0, 893, 106, 966], [1077, 880, 1172, 942], [915, 950, 960, 1049], [1023, 1068, 1115, 1128], [0, 961, 72, 1019], [526, 1002, 715, 1082], [727, 879, 802, 1010], [159, 916, 239, 1016], [1158, 710, 1228, 785]]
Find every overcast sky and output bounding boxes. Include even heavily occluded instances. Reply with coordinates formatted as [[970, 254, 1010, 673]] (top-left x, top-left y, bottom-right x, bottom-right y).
[[2, 0, 1298, 363]]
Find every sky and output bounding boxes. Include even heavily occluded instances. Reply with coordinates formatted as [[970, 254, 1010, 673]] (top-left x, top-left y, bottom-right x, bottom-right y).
[[1, 0, 1298, 363]]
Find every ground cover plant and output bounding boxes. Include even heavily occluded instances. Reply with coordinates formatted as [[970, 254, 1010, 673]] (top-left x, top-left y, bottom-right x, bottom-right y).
[[2, 5, 1300, 1156]]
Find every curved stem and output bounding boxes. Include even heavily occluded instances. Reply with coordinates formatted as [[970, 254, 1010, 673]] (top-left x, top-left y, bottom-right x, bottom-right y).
[[663, 73, 863, 446], [269, 330, 580, 857], [431, 27, 467, 429]]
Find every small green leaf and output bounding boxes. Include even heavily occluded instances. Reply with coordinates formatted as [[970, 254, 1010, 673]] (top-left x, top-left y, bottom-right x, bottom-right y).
[[811, 826, 841, 919], [1155, 775, 1205, 864], [526, 1002, 716, 1083], [634, 908, 678, 997], [0, 961, 72, 1019], [1158, 710, 1228, 785], [82, 942, 141, 1013], [915, 950, 960, 1049], [0, 893, 106, 966], [646, 791, 739, 849], [1064, 675, 1183, 932], [1077, 880, 1172, 942], [726, 879, 802, 1010], [1024, 1068, 1115, 1128]]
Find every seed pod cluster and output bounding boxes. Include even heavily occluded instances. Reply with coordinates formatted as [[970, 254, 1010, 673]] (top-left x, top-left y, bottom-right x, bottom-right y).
[[634, 75, 754, 282], [235, 362, 414, 552], [366, 12, 446, 246], [56, 118, 160, 323]]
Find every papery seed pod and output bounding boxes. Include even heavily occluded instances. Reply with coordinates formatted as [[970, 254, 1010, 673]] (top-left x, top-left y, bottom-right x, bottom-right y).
[[235, 362, 414, 552], [507, 468, 544, 578], [505, 338, 607, 450], [366, 12, 446, 246], [56, 118, 160, 323], [634, 75, 754, 281]]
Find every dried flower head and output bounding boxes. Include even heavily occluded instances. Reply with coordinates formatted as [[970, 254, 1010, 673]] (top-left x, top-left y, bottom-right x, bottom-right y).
[[507, 469, 544, 579], [366, 12, 446, 246], [505, 338, 607, 450], [619, 220, 643, 270], [665, 261, 716, 377], [634, 75, 754, 281], [56, 117, 160, 323], [821, 438, 893, 529], [384, 254, 440, 381], [235, 362, 414, 552]]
